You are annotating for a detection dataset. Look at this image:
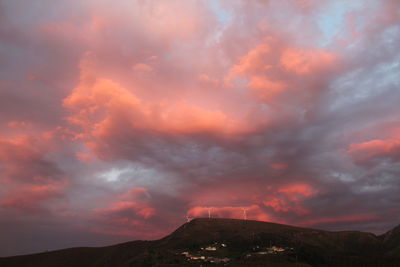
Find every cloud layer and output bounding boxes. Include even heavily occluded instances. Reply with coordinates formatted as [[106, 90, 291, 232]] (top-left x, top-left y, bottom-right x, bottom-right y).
[[0, 0, 400, 256]]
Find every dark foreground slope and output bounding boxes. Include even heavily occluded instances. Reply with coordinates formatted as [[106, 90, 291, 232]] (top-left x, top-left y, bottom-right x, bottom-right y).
[[1, 218, 400, 267]]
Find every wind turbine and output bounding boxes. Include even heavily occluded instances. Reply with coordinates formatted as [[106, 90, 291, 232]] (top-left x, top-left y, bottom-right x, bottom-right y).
[[242, 207, 247, 220], [186, 215, 192, 223], [207, 207, 212, 219]]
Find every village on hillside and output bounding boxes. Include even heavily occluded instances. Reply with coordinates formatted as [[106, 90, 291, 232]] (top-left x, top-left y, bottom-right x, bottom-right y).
[[179, 241, 294, 264]]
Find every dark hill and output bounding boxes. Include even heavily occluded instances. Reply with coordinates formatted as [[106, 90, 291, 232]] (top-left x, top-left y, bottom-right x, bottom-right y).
[[382, 224, 400, 259], [1, 218, 400, 267]]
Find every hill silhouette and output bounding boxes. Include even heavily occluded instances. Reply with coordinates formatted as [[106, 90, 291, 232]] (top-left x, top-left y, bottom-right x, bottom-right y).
[[1, 218, 400, 266]]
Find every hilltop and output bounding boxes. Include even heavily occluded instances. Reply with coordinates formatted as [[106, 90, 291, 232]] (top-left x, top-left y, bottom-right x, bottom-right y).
[[1, 218, 400, 266]]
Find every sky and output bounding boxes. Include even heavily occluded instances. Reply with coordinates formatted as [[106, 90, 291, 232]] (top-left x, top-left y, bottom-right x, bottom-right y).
[[0, 0, 400, 257]]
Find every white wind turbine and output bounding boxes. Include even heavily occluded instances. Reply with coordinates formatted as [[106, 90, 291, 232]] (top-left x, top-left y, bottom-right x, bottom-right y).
[[186, 215, 192, 223], [242, 207, 247, 220], [207, 207, 212, 219]]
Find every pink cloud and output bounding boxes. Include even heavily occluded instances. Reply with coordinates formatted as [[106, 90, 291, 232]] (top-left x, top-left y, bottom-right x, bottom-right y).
[[132, 63, 154, 73], [88, 187, 160, 238], [0, 136, 63, 184], [62, 56, 258, 162], [269, 163, 288, 170], [299, 214, 380, 228], [247, 76, 287, 102], [278, 184, 316, 199], [346, 138, 400, 164], [187, 205, 270, 222], [64, 72, 248, 135], [0, 134, 68, 215], [7, 121, 32, 128], [100, 201, 155, 219], [1, 0, 400, 256], [1, 184, 66, 213], [263, 183, 316, 215], [98, 187, 155, 219], [225, 34, 340, 116], [280, 48, 336, 75]]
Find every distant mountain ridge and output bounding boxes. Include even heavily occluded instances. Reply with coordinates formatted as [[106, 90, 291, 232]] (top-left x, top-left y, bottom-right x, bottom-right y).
[[1, 218, 400, 266]]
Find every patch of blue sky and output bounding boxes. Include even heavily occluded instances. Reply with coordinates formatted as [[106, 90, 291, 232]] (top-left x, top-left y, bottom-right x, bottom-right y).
[[205, 0, 232, 45], [317, 0, 364, 47], [207, 0, 231, 24]]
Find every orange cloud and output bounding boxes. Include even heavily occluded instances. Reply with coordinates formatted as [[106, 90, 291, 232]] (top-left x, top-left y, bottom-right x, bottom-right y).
[[63, 57, 253, 157], [231, 43, 272, 76], [226, 38, 339, 110], [247, 76, 287, 101], [132, 63, 154, 73], [280, 48, 336, 75], [198, 74, 219, 86], [263, 183, 316, 215], [226, 41, 289, 103], [65, 75, 247, 135]]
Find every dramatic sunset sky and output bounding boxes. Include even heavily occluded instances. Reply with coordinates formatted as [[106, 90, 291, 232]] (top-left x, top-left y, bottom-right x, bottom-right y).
[[1, 0, 400, 256]]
